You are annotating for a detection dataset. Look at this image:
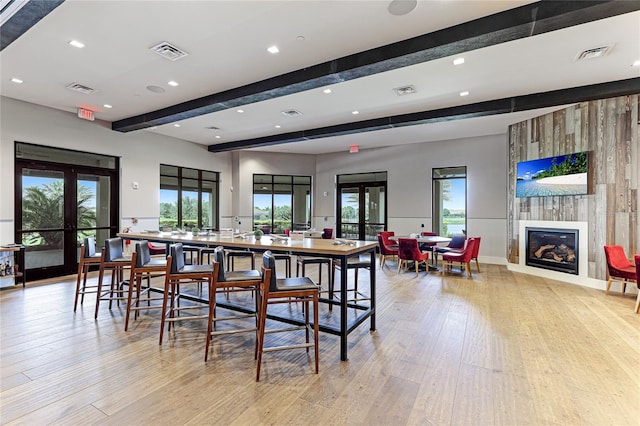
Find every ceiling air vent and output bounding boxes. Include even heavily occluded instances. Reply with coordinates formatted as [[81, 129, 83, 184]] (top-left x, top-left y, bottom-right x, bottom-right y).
[[149, 41, 189, 61], [66, 82, 96, 94], [393, 85, 416, 96], [575, 45, 613, 61], [281, 110, 302, 117]]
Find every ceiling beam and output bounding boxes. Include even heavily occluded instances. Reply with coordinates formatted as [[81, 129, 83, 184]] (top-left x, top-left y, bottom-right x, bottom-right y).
[[207, 78, 640, 153], [113, 0, 639, 133], [0, 0, 65, 51]]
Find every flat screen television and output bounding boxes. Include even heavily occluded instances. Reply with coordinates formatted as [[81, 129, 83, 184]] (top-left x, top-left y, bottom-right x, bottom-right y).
[[516, 151, 589, 197]]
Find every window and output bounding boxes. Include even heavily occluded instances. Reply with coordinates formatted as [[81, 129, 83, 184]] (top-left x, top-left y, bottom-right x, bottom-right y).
[[253, 174, 311, 233], [432, 166, 466, 237], [160, 165, 219, 230]]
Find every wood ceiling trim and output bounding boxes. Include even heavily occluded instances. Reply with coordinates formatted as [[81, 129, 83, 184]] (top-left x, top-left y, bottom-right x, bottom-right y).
[[0, 0, 65, 51], [110, 1, 639, 139], [207, 78, 640, 152]]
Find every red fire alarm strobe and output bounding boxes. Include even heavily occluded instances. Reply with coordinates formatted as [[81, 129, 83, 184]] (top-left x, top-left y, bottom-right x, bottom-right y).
[[349, 144, 359, 153], [77, 108, 95, 121]]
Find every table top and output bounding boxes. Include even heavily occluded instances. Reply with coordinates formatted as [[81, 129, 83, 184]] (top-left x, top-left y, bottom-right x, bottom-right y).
[[389, 235, 452, 244], [119, 231, 378, 257]]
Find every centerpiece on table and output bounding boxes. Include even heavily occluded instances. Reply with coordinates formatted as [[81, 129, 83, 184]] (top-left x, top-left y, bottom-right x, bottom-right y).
[[254, 229, 264, 240]]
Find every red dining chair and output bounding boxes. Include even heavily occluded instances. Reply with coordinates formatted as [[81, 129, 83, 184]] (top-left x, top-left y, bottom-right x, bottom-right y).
[[441, 237, 478, 278], [433, 234, 466, 266], [603, 245, 636, 295], [379, 231, 398, 251], [377, 233, 398, 268], [634, 255, 640, 314], [470, 236, 481, 272], [397, 238, 429, 276], [321, 228, 333, 239]]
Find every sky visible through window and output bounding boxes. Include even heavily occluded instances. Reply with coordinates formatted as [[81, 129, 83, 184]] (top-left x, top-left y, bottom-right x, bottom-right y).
[[444, 179, 466, 211]]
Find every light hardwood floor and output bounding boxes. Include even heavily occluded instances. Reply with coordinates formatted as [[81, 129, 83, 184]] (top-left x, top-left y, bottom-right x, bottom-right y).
[[1, 260, 638, 425]]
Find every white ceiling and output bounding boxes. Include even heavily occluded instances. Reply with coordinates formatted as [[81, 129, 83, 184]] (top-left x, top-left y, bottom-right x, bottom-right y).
[[1, 0, 638, 155]]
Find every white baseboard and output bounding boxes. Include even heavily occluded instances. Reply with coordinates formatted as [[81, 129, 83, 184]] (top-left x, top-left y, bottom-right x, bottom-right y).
[[478, 256, 508, 266], [506, 262, 609, 291]]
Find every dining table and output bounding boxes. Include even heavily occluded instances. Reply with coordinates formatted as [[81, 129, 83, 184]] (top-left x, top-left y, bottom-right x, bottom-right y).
[[389, 234, 452, 269], [119, 231, 378, 361]]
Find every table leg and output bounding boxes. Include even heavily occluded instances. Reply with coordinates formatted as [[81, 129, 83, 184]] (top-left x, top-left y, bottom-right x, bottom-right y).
[[340, 254, 348, 361], [369, 250, 376, 331]]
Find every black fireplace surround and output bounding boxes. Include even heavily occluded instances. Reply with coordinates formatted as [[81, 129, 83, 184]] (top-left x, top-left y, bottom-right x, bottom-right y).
[[525, 227, 579, 275]]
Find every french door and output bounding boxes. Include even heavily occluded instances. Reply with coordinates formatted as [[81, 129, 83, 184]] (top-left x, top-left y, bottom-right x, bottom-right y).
[[15, 160, 118, 281], [337, 182, 386, 241]]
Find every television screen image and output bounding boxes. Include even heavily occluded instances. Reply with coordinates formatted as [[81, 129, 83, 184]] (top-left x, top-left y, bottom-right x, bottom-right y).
[[516, 151, 588, 197]]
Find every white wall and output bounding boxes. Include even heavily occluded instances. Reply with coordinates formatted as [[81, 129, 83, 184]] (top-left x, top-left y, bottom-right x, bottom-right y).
[[0, 97, 232, 243], [233, 151, 316, 231], [1, 97, 509, 264], [314, 135, 509, 263]]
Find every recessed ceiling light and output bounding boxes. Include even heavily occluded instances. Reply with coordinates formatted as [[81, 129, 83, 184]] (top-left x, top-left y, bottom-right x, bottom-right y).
[[267, 45, 279, 54], [173, 124, 181, 127], [215, 135, 221, 139], [69, 40, 85, 48], [103, 104, 112, 108], [167, 80, 179, 87], [237, 109, 244, 113], [352, 110, 360, 115], [323, 88, 332, 94], [633, 60, 640, 67], [453, 57, 465, 65], [275, 125, 281, 128], [460, 91, 469, 97], [11, 77, 23, 84]]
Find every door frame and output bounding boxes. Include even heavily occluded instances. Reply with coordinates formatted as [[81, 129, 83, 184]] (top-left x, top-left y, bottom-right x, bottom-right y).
[[15, 157, 119, 281], [336, 181, 387, 240]]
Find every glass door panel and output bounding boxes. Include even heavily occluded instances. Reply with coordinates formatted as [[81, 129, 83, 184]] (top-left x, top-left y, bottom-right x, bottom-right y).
[[77, 173, 112, 262], [364, 186, 385, 241], [21, 169, 65, 270], [340, 187, 359, 238]]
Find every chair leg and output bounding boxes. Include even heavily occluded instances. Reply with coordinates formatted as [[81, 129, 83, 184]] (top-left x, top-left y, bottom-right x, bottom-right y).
[[205, 278, 216, 362], [414, 261, 419, 277], [475, 259, 480, 272], [159, 276, 171, 345], [635, 291, 640, 314], [605, 278, 613, 295], [465, 262, 471, 278]]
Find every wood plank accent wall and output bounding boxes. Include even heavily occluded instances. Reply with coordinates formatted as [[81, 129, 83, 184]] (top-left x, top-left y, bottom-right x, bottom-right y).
[[507, 95, 639, 280]]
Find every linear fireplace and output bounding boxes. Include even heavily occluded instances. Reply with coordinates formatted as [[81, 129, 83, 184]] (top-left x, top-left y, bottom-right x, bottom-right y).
[[525, 227, 579, 275]]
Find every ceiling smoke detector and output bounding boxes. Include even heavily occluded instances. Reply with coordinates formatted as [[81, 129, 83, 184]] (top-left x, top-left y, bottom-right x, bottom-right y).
[[207, 126, 220, 131], [393, 85, 416, 96], [66, 82, 96, 94], [149, 41, 189, 61], [281, 110, 302, 117], [575, 45, 614, 61]]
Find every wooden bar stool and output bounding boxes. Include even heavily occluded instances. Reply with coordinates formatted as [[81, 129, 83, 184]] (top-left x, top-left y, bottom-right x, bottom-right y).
[[226, 248, 255, 271], [159, 243, 214, 345], [74, 236, 102, 312], [95, 237, 132, 320], [257, 251, 320, 381], [296, 255, 331, 287], [204, 246, 263, 361], [330, 255, 372, 308], [124, 240, 167, 331]]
